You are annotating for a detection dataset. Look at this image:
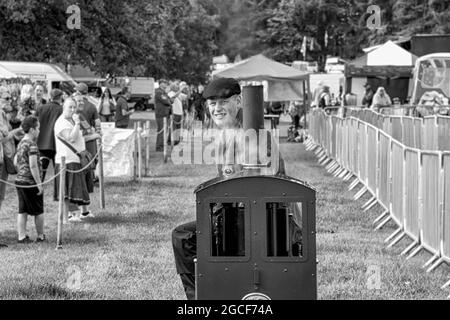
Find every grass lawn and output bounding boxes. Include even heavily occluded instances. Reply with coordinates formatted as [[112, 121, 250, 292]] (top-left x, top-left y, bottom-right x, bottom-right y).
[[0, 120, 449, 299]]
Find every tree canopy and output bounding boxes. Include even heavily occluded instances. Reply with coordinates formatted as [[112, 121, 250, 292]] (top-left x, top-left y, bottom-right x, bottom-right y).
[[1, 0, 449, 81]]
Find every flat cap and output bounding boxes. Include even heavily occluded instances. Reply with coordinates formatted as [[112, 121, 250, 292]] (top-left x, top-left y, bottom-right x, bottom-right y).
[[203, 78, 241, 100], [74, 82, 89, 94], [50, 88, 63, 100]]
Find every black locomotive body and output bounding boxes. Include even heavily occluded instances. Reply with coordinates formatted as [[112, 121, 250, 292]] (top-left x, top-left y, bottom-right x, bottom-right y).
[[194, 172, 317, 300]]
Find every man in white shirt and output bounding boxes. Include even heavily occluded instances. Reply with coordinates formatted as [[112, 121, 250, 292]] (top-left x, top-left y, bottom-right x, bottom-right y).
[[168, 83, 184, 145]]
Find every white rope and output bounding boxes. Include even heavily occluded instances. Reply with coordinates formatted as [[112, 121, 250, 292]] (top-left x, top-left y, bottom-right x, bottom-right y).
[[0, 167, 65, 189]]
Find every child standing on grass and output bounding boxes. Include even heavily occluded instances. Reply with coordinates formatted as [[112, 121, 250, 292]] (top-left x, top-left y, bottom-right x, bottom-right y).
[[14, 116, 45, 243]]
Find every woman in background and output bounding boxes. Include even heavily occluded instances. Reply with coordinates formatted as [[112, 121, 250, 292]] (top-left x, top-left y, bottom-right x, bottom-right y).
[[34, 84, 47, 109], [370, 87, 392, 113], [97, 88, 116, 122], [54, 98, 92, 222], [18, 84, 36, 123]]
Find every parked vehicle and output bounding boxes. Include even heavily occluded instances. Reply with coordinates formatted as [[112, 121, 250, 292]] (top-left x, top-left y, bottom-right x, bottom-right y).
[[307, 61, 319, 73], [291, 61, 309, 72], [0, 61, 77, 98], [325, 57, 347, 73]]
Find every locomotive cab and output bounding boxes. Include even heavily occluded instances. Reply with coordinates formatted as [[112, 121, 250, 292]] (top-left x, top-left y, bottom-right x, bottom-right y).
[[194, 172, 317, 300]]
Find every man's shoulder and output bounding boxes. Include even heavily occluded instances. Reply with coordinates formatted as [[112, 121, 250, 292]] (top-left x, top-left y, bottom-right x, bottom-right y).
[[116, 96, 127, 105]]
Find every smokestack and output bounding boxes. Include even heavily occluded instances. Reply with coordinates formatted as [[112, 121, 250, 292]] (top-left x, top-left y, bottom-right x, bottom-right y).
[[242, 85, 265, 173], [242, 85, 265, 132]]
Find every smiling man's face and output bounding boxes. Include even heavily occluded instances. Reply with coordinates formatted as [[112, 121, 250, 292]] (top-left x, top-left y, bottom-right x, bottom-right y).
[[207, 94, 241, 129]]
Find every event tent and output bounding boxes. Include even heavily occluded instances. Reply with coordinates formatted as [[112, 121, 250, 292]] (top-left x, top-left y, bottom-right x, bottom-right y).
[[0, 64, 17, 79], [213, 54, 310, 102], [345, 41, 418, 105]]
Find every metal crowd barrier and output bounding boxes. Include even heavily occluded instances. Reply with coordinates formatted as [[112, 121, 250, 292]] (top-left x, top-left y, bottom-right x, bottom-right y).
[[304, 108, 450, 293]]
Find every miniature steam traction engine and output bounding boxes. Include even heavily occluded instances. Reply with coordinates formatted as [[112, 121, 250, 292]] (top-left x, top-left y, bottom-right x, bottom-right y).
[[194, 86, 317, 300]]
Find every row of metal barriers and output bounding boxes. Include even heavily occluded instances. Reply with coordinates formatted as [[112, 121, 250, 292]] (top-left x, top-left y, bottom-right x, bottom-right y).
[[346, 108, 450, 151], [305, 108, 450, 292]]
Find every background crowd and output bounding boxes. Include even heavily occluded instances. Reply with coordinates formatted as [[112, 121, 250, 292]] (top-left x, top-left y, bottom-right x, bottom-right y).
[[0, 82, 102, 247]]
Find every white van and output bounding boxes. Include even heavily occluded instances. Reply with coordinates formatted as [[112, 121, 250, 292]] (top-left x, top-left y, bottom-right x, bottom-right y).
[[0, 61, 77, 98], [325, 57, 347, 73]]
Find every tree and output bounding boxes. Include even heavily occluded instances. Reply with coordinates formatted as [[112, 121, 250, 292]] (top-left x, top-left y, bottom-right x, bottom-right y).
[[0, 0, 219, 82]]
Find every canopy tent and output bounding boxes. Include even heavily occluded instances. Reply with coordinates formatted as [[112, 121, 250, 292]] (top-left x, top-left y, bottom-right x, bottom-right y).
[[0, 65, 17, 79], [0, 61, 74, 82], [345, 41, 418, 105], [213, 54, 310, 102]]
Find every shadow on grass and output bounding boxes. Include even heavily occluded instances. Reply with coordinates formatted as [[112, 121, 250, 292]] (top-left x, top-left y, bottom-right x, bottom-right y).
[[86, 210, 171, 226], [105, 179, 194, 190], [0, 282, 98, 300]]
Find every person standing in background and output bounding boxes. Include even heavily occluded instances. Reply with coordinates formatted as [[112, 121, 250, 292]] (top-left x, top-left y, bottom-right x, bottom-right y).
[[168, 83, 184, 145], [362, 83, 374, 108], [312, 81, 324, 107], [34, 85, 47, 109], [115, 87, 134, 129], [74, 83, 102, 183], [0, 86, 13, 246], [35, 89, 63, 183], [370, 87, 392, 113], [18, 84, 36, 122], [97, 88, 116, 122], [54, 98, 94, 222], [318, 86, 331, 109], [14, 116, 45, 243], [155, 80, 172, 151], [9, 84, 21, 130]]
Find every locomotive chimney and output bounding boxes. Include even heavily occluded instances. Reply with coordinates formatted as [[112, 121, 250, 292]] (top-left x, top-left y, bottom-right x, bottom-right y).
[[242, 85, 266, 174]]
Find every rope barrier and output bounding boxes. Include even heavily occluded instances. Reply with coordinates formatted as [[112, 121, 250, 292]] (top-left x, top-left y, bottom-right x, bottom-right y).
[[0, 142, 104, 187], [0, 167, 65, 188]]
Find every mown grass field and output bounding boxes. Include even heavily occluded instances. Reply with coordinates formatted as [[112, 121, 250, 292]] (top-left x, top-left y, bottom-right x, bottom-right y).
[[0, 119, 449, 300]]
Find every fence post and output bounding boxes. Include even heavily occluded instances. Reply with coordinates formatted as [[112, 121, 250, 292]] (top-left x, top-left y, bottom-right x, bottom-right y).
[[133, 122, 138, 180], [97, 139, 105, 209], [170, 115, 174, 149], [137, 121, 142, 179], [145, 120, 150, 176], [56, 157, 66, 250], [163, 117, 168, 163]]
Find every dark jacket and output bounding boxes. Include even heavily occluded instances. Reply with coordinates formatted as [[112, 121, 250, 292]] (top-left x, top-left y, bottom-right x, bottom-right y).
[[115, 96, 130, 127], [154, 88, 172, 118], [362, 89, 374, 108], [35, 101, 63, 151]]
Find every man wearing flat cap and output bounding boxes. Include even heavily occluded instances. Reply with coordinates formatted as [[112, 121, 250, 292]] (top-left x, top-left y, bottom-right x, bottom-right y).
[[35, 89, 63, 182], [171, 77, 285, 300]]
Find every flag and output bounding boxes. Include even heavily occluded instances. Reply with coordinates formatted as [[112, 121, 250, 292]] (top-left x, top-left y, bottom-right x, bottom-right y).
[[301, 36, 307, 59], [324, 31, 329, 48]]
